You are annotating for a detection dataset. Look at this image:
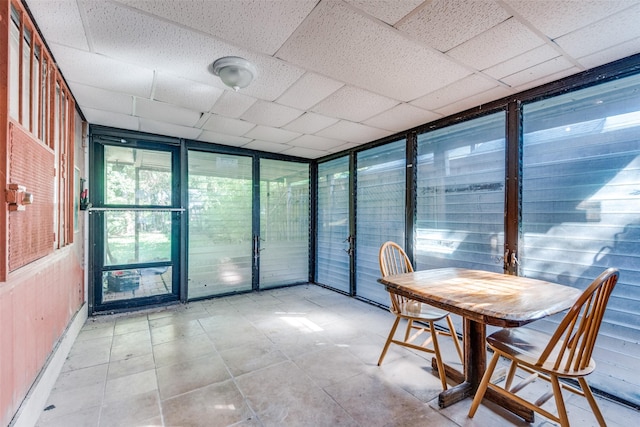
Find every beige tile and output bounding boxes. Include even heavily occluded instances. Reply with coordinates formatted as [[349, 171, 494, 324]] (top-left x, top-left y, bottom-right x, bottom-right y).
[[156, 353, 230, 400], [292, 345, 367, 388], [162, 380, 255, 426], [53, 363, 108, 390], [103, 369, 158, 402], [324, 372, 455, 426], [39, 382, 104, 422], [235, 361, 358, 426], [110, 338, 153, 362], [150, 318, 205, 345], [107, 353, 156, 380], [36, 405, 100, 427], [152, 334, 216, 367], [219, 341, 288, 377], [99, 390, 161, 427]]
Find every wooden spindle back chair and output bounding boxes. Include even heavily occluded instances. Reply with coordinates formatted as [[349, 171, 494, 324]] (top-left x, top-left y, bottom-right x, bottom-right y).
[[468, 268, 619, 426], [378, 241, 463, 390]]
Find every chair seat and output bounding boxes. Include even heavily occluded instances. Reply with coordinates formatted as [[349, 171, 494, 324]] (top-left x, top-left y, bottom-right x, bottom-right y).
[[394, 304, 450, 321], [488, 327, 596, 378]]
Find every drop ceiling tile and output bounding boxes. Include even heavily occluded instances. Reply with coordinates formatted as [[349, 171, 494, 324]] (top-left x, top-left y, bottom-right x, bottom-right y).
[[434, 86, 513, 117], [397, 0, 510, 52], [81, 107, 139, 131], [276, 73, 344, 110], [447, 18, 546, 70], [154, 73, 223, 113], [81, 1, 304, 101], [554, 5, 640, 59], [344, 0, 423, 25], [312, 86, 399, 122], [578, 37, 640, 69], [210, 92, 257, 118], [241, 140, 290, 154], [198, 131, 252, 147], [484, 45, 560, 80], [364, 104, 441, 132], [504, 0, 637, 39], [509, 67, 581, 94], [240, 101, 303, 128], [500, 57, 575, 88], [411, 74, 500, 111], [279, 146, 328, 159], [283, 113, 339, 134], [244, 126, 300, 144], [27, 0, 89, 50], [316, 121, 392, 144], [136, 98, 202, 127], [202, 115, 255, 136], [71, 83, 133, 115], [327, 142, 360, 154], [288, 135, 345, 150], [139, 118, 202, 140], [49, 43, 154, 97], [277, 1, 471, 102], [117, 0, 317, 55]]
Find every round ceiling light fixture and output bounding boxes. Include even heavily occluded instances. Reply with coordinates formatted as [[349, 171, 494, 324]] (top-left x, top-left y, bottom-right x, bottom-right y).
[[211, 56, 257, 92]]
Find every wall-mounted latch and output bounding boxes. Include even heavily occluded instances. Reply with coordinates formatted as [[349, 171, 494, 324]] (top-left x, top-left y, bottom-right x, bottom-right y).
[[6, 184, 33, 211]]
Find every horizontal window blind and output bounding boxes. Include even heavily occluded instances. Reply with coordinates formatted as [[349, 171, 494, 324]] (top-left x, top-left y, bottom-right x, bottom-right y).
[[416, 112, 506, 272], [259, 159, 309, 288], [355, 140, 405, 305], [316, 156, 350, 293], [522, 73, 640, 405]]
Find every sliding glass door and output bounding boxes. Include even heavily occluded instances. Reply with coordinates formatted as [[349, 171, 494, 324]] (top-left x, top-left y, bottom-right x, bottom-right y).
[[187, 151, 253, 298], [259, 159, 310, 288]]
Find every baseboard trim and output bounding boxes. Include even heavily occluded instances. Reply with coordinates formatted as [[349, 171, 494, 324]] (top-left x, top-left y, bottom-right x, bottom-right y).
[[10, 303, 88, 427]]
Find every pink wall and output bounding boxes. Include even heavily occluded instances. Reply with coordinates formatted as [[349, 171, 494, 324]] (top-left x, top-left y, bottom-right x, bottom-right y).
[[0, 247, 84, 426]]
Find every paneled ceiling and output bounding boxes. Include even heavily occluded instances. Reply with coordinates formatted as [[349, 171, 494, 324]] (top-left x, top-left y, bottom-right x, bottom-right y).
[[25, 0, 640, 159]]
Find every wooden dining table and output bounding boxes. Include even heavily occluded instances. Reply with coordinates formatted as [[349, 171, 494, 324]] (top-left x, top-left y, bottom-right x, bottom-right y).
[[378, 267, 582, 422]]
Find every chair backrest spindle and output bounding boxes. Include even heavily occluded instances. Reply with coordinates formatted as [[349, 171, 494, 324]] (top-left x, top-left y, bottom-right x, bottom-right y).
[[537, 268, 618, 374]]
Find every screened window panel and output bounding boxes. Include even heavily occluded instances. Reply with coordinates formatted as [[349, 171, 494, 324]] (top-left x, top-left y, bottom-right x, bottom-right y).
[[188, 151, 253, 298], [259, 159, 310, 288], [416, 112, 506, 272], [355, 140, 405, 304], [522, 73, 640, 405], [316, 157, 350, 293], [105, 146, 172, 206]]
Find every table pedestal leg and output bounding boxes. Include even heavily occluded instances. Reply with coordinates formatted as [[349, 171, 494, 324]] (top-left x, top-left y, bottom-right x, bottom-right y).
[[432, 318, 535, 423]]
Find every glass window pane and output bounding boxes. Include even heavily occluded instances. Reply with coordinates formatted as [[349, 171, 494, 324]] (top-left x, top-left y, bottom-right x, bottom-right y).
[[188, 151, 253, 298], [317, 156, 350, 293], [22, 28, 31, 129], [416, 112, 505, 271], [522, 73, 640, 405], [104, 211, 172, 266], [102, 266, 172, 303], [9, 9, 20, 120], [356, 140, 405, 304], [105, 146, 172, 206], [260, 159, 309, 288], [33, 45, 40, 138]]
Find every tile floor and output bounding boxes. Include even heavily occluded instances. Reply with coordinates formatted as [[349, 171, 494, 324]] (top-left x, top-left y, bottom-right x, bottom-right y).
[[36, 284, 637, 427]]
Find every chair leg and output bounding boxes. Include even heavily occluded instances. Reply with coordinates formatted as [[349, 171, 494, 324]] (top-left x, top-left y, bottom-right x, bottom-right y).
[[378, 316, 401, 366], [551, 375, 570, 427], [429, 321, 448, 390], [468, 351, 501, 418], [445, 315, 463, 364], [578, 377, 606, 426], [404, 319, 414, 342]]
